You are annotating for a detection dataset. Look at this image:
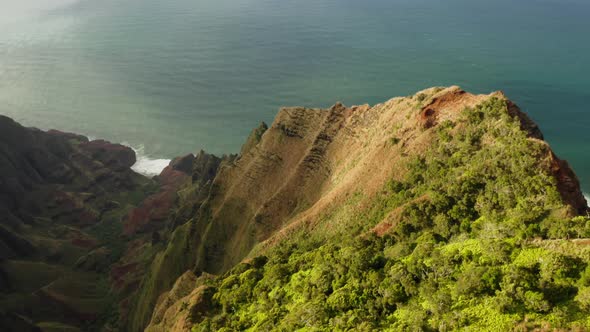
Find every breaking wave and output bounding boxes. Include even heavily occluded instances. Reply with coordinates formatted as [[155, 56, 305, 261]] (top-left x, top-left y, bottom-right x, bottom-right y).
[[127, 144, 170, 177]]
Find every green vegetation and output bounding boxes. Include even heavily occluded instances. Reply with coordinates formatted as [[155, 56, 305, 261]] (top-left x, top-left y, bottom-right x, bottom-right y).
[[128, 222, 195, 332], [189, 98, 590, 330], [37, 321, 81, 332], [0, 260, 66, 293], [0, 174, 157, 331]]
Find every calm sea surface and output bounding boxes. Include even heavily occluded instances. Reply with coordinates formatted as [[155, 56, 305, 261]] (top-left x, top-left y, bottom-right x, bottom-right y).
[[1, 0, 589, 190]]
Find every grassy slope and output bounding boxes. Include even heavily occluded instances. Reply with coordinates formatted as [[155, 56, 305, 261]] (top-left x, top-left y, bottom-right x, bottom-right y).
[[127, 222, 195, 331], [186, 97, 590, 330]]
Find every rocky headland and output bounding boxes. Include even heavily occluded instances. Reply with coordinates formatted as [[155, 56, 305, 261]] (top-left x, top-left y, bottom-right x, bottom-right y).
[[1, 87, 589, 331]]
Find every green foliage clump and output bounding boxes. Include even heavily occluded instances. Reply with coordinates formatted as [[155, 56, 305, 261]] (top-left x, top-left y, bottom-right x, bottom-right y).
[[189, 97, 590, 330]]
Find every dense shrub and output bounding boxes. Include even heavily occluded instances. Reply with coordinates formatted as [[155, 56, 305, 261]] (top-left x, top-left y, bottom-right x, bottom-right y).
[[191, 98, 590, 331]]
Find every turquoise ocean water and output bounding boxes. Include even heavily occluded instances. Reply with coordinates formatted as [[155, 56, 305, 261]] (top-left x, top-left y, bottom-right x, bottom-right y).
[[1, 0, 589, 195]]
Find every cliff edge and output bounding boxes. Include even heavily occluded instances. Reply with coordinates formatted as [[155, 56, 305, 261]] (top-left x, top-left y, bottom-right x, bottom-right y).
[[130, 87, 588, 331], [1, 87, 588, 331]]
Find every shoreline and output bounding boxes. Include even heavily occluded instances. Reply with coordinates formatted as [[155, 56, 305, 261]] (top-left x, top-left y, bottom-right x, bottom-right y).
[[126, 144, 171, 177]]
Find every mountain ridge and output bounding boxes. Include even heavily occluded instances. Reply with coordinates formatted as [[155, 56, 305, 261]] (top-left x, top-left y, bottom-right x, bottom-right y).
[[132, 86, 589, 331], [1, 86, 589, 331]]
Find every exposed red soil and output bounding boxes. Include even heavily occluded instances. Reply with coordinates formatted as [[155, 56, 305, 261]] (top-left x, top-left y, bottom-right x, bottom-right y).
[[123, 166, 191, 236], [549, 152, 588, 215], [419, 90, 467, 128]]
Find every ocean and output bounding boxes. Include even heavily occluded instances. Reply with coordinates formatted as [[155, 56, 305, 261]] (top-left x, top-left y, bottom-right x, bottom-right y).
[[1, 0, 589, 195]]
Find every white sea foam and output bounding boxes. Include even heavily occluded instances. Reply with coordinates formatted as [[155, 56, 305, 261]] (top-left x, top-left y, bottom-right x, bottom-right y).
[[126, 144, 170, 177], [585, 192, 590, 205]]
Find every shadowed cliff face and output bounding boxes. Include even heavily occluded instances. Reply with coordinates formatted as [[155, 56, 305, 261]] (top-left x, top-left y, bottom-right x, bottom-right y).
[[0, 115, 154, 331], [129, 87, 588, 331], [0, 115, 145, 255]]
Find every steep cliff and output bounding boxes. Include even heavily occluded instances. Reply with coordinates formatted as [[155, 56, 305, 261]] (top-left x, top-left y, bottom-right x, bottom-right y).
[[129, 87, 588, 331], [0, 115, 155, 331], [2, 86, 589, 331]]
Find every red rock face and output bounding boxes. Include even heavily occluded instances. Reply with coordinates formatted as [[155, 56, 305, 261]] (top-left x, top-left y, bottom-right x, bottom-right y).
[[550, 152, 588, 215], [124, 190, 178, 235], [123, 155, 194, 236], [419, 89, 467, 129]]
